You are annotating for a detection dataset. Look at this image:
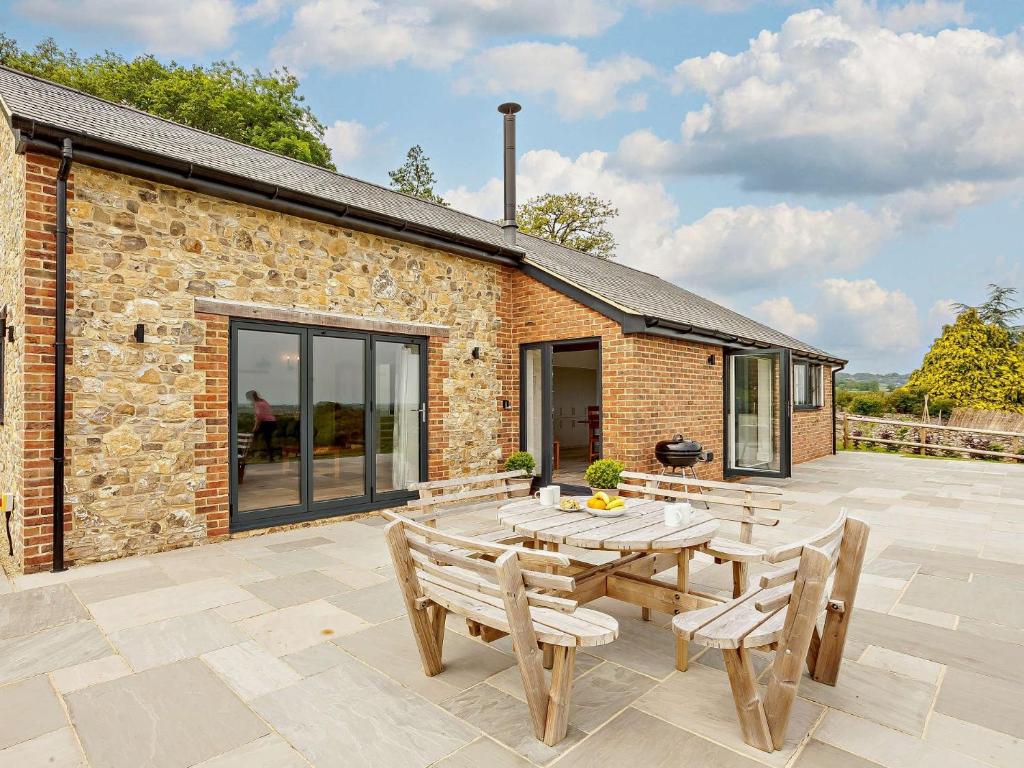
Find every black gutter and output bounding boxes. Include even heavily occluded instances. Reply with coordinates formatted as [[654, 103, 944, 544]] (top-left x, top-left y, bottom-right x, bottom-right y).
[[16, 130, 523, 267], [52, 138, 72, 573]]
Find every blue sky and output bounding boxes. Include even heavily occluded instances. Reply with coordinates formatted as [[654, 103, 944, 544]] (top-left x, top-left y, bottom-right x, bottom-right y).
[[3, 0, 1022, 372]]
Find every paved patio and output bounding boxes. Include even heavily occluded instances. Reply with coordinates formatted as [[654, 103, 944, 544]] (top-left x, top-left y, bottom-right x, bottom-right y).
[[2, 451, 1023, 767]]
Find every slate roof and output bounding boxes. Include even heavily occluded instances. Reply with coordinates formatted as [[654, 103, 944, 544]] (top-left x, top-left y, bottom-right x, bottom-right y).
[[0, 65, 841, 363]]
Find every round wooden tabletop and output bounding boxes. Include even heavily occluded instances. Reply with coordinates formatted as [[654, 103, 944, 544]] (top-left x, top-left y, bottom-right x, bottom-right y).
[[497, 497, 718, 552]]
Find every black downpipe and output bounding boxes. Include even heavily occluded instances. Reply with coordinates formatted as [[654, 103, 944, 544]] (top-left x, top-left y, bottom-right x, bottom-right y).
[[52, 138, 73, 572]]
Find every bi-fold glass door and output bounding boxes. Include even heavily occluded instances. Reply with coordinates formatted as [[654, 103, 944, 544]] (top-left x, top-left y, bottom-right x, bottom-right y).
[[725, 348, 791, 478], [231, 320, 426, 530]]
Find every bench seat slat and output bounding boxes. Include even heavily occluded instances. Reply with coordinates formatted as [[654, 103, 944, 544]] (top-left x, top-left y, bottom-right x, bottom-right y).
[[409, 470, 527, 492], [702, 538, 769, 563], [407, 482, 531, 508]]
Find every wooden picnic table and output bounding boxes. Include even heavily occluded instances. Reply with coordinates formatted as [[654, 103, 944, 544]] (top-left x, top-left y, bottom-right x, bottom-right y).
[[497, 496, 721, 670]]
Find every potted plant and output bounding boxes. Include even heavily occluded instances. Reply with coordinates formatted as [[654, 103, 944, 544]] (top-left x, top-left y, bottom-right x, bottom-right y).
[[504, 451, 537, 495], [584, 459, 625, 497]]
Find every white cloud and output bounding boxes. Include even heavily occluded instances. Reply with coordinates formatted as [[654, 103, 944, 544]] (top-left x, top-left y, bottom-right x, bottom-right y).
[[14, 0, 238, 56], [835, 0, 970, 32], [456, 44, 655, 120], [636, 0, 758, 11], [325, 119, 375, 167], [616, 7, 1024, 195], [446, 149, 895, 292], [271, 0, 624, 72], [927, 297, 958, 331], [818, 278, 920, 367], [752, 297, 818, 338]]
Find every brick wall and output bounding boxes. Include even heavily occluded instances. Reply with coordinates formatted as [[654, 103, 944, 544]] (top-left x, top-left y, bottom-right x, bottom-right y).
[[792, 369, 835, 465]]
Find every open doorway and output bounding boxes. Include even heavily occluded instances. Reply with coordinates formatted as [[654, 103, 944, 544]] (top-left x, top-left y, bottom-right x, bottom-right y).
[[521, 339, 601, 487]]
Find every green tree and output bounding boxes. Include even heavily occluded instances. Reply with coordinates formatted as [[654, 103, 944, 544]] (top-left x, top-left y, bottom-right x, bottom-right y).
[[953, 284, 1023, 340], [0, 35, 334, 169], [517, 193, 619, 258], [388, 145, 447, 205], [907, 310, 1024, 413]]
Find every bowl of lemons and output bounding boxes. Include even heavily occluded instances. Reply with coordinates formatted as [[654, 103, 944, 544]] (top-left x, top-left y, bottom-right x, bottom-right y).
[[585, 491, 627, 517]]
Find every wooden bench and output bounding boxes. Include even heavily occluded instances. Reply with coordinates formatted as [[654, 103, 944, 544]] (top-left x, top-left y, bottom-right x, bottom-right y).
[[619, 471, 783, 596], [673, 510, 869, 752], [382, 512, 618, 746], [407, 470, 531, 523], [237, 432, 254, 484]]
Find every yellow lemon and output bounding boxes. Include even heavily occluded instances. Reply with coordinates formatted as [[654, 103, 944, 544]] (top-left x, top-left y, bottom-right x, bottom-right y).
[[586, 498, 607, 510]]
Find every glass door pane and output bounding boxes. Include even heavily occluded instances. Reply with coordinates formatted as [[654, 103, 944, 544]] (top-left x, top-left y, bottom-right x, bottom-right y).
[[235, 328, 302, 512], [374, 340, 422, 494], [311, 335, 366, 503], [728, 352, 783, 474], [523, 347, 544, 476]]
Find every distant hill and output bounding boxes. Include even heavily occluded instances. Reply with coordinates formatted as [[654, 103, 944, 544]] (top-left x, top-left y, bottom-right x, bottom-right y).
[[836, 372, 909, 392]]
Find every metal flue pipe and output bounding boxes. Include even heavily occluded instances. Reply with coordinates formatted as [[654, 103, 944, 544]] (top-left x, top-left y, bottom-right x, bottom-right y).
[[498, 102, 521, 245]]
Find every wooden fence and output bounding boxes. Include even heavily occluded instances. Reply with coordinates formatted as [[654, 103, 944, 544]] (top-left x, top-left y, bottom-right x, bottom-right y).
[[838, 413, 1024, 461]]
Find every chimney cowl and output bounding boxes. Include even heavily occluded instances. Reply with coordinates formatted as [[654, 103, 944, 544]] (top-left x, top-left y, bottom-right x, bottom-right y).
[[498, 103, 521, 245]]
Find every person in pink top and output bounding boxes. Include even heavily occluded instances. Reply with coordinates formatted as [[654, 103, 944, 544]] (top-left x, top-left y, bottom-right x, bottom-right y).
[[246, 390, 277, 462]]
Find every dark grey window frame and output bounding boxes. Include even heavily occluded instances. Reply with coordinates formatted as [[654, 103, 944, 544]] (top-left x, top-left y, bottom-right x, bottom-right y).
[[229, 318, 428, 532], [723, 347, 793, 480], [793, 358, 824, 411], [0, 306, 5, 425]]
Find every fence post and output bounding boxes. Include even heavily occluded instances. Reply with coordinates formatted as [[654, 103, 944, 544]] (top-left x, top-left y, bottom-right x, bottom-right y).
[[842, 413, 849, 450], [919, 426, 927, 456]]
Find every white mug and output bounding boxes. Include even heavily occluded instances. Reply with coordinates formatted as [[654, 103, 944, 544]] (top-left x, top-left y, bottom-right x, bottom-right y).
[[534, 485, 561, 506], [664, 502, 693, 527]]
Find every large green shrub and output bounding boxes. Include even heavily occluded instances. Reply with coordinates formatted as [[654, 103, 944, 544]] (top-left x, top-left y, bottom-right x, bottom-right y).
[[849, 393, 886, 416]]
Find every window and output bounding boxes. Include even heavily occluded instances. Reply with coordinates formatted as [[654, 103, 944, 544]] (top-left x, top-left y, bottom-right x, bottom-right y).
[[793, 361, 823, 408]]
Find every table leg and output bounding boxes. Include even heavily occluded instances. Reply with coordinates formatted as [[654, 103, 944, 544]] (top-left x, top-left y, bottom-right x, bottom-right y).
[[675, 550, 690, 672]]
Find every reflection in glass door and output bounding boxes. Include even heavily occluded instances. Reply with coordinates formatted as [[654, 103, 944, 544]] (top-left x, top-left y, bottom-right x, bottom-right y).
[[727, 350, 791, 477], [311, 335, 366, 503], [374, 341, 423, 495], [235, 328, 303, 514]]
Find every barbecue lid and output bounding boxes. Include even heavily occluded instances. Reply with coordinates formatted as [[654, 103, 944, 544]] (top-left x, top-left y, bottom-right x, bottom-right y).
[[655, 434, 703, 454]]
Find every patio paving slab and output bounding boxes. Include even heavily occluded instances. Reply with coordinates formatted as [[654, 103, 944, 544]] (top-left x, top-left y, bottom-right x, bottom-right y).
[[0, 726, 86, 767], [925, 712, 1024, 768], [935, 667, 1024, 739], [68, 565, 176, 604], [110, 610, 247, 671], [562, 661, 658, 733], [552, 707, 762, 768], [265, 536, 334, 553], [281, 641, 352, 677], [242, 569, 351, 608], [0, 620, 111, 686], [201, 641, 303, 700], [326, 579, 407, 623], [0, 583, 88, 639], [51, 654, 133, 694], [857, 645, 943, 685], [793, 740, 882, 767], [335, 617, 515, 703], [66, 658, 269, 768], [238, 599, 370, 656], [86, 577, 252, 633], [192, 734, 310, 768], [252, 658, 475, 768], [433, 736, 533, 768], [847, 608, 1024, 683], [442, 683, 586, 765], [633, 664, 823, 768], [796, 660, 935, 736], [0, 674, 68, 750], [814, 709, 992, 768], [486, 651, 602, 702]]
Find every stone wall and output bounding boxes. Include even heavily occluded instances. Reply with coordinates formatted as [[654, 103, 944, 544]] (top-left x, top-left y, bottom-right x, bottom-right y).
[[55, 164, 507, 568], [0, 125, 26, 564], [792, 370, 835, 465]]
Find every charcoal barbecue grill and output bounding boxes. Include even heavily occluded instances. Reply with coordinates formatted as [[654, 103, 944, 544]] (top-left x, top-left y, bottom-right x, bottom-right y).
[[654, 434, 713, 506]]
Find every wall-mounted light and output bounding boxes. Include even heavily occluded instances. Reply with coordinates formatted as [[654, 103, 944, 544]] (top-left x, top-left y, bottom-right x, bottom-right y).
[[133, 323, 145, 343], [707, 354, 716, 366], [502, 399, 511, 410], [471, 347, 481, 360]]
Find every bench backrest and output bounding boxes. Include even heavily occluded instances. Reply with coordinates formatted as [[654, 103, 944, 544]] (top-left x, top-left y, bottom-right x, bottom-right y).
[[382, 512, 578, 646], [406, 470, 531, 522], [237, 432, 253, 460], [618, 471, 781, 544]]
